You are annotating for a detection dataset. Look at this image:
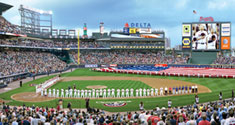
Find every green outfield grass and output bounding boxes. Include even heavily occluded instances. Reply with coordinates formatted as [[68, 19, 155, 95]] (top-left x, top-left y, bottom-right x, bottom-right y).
[[50, 80, 151, 90], [0, 68, 235, 112]]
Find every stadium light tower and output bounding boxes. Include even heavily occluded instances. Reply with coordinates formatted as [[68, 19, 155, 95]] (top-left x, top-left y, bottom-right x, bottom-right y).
[[19, 5, 53, 36]]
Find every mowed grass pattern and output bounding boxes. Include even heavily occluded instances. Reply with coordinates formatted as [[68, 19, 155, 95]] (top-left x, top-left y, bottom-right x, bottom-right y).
[[50, 80, 152, 90], [1, 68, 235, 112]]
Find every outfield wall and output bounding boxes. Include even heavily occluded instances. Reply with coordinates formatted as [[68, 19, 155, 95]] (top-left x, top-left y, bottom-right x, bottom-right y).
[[191, 52, 217, 64]]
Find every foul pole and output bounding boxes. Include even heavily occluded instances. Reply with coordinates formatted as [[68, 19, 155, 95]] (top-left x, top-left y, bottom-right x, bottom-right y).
[[77, 29, 80, 65]]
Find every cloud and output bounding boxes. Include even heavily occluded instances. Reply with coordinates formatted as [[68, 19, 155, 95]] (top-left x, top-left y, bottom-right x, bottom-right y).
[[208, 0, 227, 9], [207, 0, 235, 10], [175, 0, 189, 9]]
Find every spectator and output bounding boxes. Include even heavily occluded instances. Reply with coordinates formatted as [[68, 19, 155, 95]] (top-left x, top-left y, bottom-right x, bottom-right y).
[[225, 109, 235, 125], [0, 50, 67, 77], [198, 112, 210, 125]]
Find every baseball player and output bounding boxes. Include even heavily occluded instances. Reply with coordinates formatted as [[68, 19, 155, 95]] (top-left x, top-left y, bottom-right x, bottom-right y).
[[65, 89, 69, 98], [61, 89, 64, 98], [41, 89, 44, 96], [77, 89, 80, 98], [169, 87, 172, 95], [99, 89, 103, 97], [121, 89, 125, 97], [48, 89, 52, 97], [192, 86, 195, 93], [111, 88, 115, 98], [107, 89, 111, 98], [56, 89, 59, 98], [151, 88, 154, 96], [195, 85, 198, 93], [103, 89, 106, 98], [136, 89, 139, 97], [84, 90, 88, 98], [96, 89, 99, 98], [189, 86, 192, 93], [130, 88, 134, 97], [143, 88, 146, 97], [165, 87, 168, 95], [147, 89, 150, 96], [139, 88, 142, 97], [92, 89, 95, 98], [172, 86, 175, 95], [81, 89, 84, 98], [44, 89, 47, 96], [53, 88, 56, 97], [207, 33, 217, 49], [178, 86, 181, 94], [175, 86, 178, 94], [88, 90, 91, 98], [185, 86, 188, 94], [117, 89, 120, 98], [160, 87, 163, 96], [69, 88, 73, 98], [74, 89, 77, 98], [195, 25, 208, 50], [126, 88, 129, 97], [182, 86, 185, 94], [155, 88, 158, 96]]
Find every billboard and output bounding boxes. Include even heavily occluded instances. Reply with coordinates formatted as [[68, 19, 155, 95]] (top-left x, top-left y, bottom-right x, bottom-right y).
[[182, 37, 191, 50], [192, 23, 220, 50], [129, 28, 136, 34], [139, 28, 152, 33], [123, 27, 129, 34], [221, 23, 231, 36], [221, 36, 230, 50], [111, 33, 164, 39], [182, 24, 191, 37]]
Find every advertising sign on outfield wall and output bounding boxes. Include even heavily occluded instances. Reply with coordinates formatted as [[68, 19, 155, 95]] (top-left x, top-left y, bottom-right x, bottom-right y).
[[182, 24, 191, 37], [221, 23, 231, 36]]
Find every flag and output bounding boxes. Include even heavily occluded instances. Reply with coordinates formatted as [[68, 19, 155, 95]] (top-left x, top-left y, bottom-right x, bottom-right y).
[[193, 10, 197, 14]]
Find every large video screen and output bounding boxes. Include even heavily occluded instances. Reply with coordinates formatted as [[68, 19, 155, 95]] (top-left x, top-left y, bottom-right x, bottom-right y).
[[192, 23, 220, 50]]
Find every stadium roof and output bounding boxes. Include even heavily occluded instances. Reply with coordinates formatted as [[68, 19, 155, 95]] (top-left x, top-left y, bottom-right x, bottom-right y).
[[0, 2, 13, 15]]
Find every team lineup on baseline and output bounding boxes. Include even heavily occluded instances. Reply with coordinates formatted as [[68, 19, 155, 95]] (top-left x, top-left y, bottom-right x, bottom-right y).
[[40, 85, 199, 98]]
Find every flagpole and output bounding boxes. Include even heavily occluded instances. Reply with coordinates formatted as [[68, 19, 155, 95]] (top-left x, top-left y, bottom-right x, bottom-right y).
[[77, 29, 80, 65]]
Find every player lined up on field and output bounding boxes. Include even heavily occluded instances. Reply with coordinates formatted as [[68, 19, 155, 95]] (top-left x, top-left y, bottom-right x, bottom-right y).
[[40, 85, 198, 98]]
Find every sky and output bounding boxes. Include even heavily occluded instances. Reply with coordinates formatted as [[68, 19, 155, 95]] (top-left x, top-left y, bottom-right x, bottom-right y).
[[1, 0, 235, 48]]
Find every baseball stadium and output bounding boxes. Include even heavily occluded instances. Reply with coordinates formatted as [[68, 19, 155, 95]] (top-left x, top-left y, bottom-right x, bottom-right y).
[[0, 1, 235, 124]]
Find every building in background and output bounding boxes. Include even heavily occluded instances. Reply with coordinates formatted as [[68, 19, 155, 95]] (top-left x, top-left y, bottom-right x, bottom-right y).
[[165, 37, 171, 50]]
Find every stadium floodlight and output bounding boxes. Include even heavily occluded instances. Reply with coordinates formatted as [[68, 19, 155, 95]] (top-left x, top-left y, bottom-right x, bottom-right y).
[[19, 4, 53, 35]]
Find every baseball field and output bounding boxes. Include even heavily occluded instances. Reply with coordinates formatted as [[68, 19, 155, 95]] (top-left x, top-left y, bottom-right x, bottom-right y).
[[0, 68, 235, 112]]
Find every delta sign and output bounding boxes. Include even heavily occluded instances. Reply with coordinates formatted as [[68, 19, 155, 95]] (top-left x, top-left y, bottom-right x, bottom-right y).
[[123, 23, 151, 34]]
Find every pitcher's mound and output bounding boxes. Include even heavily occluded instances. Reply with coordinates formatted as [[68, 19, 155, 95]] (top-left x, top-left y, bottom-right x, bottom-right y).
[[86, 85, 107, 89], [11, 92, 55, 102]]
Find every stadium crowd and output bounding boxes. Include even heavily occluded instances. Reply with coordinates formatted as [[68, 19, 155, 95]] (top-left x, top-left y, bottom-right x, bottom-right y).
[[0, 39, 111, 49], [0, 50, 67, 77], [71, 51, 189, 65], [1, 97, 235, 124], [0, 16, 21, 34], [0, 38, 166, 49], [213, 55, 235, 65], [0, 39, 77, 48]]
